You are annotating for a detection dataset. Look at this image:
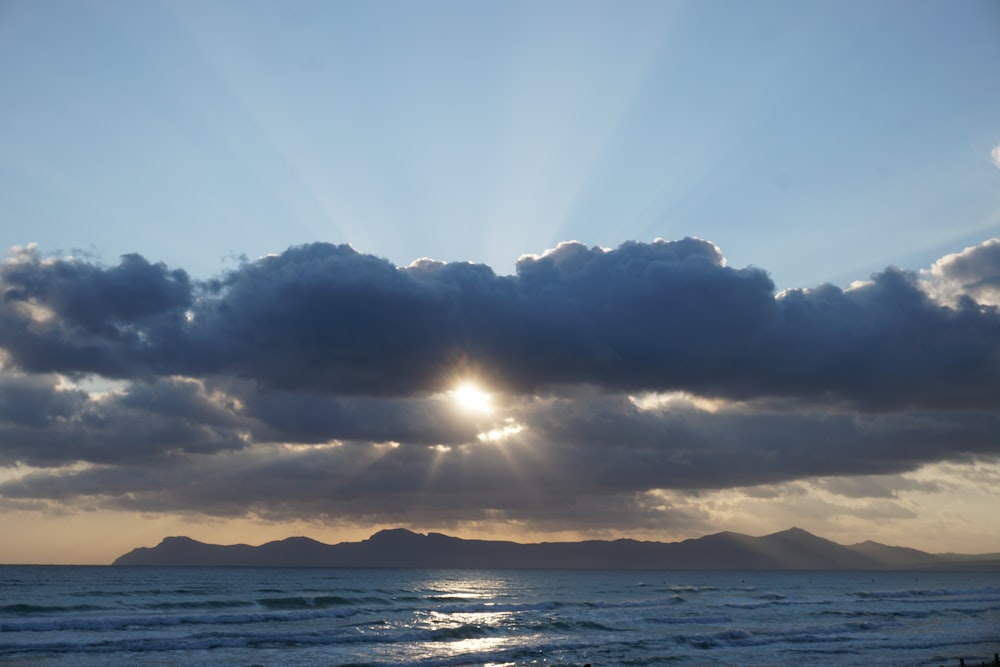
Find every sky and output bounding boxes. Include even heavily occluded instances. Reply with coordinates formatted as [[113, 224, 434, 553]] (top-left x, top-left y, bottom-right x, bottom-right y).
[[1, 0, 999, 564]]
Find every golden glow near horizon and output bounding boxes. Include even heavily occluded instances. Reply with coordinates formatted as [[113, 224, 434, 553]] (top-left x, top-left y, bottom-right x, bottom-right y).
[[3, 457, 1000, 564]]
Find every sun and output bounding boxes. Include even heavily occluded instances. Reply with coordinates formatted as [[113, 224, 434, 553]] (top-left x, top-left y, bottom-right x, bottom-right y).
[[452, 382, 493, 414]]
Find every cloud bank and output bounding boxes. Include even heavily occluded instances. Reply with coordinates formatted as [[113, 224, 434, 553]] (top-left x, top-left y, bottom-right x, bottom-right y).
[[2, 238, 999, 533], [3, 239, 998, 407]]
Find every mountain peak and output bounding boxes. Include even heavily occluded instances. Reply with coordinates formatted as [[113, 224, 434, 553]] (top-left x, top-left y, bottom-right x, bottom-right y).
[[770, 526, 815, 537], [367, 528, 424, 542], [274, 536, 323, 545]]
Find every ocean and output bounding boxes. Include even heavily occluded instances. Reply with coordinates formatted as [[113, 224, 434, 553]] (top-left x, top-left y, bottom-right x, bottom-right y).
[[0, 566, 997, 666]]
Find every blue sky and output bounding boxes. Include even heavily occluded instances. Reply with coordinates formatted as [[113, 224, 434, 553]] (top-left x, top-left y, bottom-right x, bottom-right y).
[[2, 0, 1000, 564], [3, 0, 998, 289]]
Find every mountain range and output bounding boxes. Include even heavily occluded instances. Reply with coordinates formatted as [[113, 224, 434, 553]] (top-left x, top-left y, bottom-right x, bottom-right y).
[[112, 528, 1000, 570]]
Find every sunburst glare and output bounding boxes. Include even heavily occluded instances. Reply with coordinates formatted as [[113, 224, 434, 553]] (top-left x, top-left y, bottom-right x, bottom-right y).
[[452, 382, 493, 414]]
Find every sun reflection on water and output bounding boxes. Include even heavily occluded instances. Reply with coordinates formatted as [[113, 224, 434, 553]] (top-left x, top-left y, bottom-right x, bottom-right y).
[[424, 575, 512, 600], [390, 575, 534, 665]]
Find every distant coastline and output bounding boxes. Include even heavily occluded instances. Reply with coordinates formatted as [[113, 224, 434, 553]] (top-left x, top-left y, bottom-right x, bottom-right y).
[[113, 526, 1000, 570]]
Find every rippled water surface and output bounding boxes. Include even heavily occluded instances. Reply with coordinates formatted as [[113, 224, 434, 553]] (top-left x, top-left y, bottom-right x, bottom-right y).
[[1, 567, 997, 666]]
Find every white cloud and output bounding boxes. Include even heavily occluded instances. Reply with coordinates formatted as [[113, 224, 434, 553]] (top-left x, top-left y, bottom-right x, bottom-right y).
[[993, 144, 1000, 170], [921, 237, 1000, 307]]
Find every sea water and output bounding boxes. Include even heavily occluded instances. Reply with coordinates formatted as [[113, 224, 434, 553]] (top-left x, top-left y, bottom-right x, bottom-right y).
[[1, 567, 997, 666]]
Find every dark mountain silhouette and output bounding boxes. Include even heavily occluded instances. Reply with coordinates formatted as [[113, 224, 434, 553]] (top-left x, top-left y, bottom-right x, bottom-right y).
[[847, 540, 942, 568], [112, 527, 1000, 570]]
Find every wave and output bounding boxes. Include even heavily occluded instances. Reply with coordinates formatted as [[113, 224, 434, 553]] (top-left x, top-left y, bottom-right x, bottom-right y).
[[581, 596, 685, 610], [430, 600, 556, 615], [0, 603, 107, 615], [644, 614, 732, 625], [428, 623, 490, 641], [851, 586, 1000, 600], [672, 620, 881, 651], [534, 619, 623, 633], [256, 595, 365, 609], [147, 599, 250, 611], [666, 585, 718, 594], [68, 587, 216, 598], [756, 592, 786, 600], [0, 604, 364, 633], [1, 619, 463, 659], [819, 608, 934, 620]]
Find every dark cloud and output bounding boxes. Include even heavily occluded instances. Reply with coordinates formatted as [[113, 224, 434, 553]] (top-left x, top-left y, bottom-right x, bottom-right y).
[[2, 387, 998, 528], [240, 387, 478, 446], [0, 248, 192, 378], [2, 237, 1000, 531], [0, 442, 710, 533], [4, 238, 1000, 409], [1, 249, 191, 333], [515, 394, 1000, 490], [756, 269, 1000, 409], [0, 374, 87, 428], [0, 376, 245, 466], [182, 244, 474, 394]]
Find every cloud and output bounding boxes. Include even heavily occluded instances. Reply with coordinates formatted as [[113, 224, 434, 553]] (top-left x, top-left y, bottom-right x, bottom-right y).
[[0, 375, 246, 466], [815, 474, 940, 499], [923, 238, 1000, 307], [2, 386, 998, 528], [993, 144, 1000, 170], [0, 246, 192, 378], [241, 385, 480, 446], [4, 238, 1000, 410], [2, 237, 1000, 533], [0, 373, 87, 428]]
